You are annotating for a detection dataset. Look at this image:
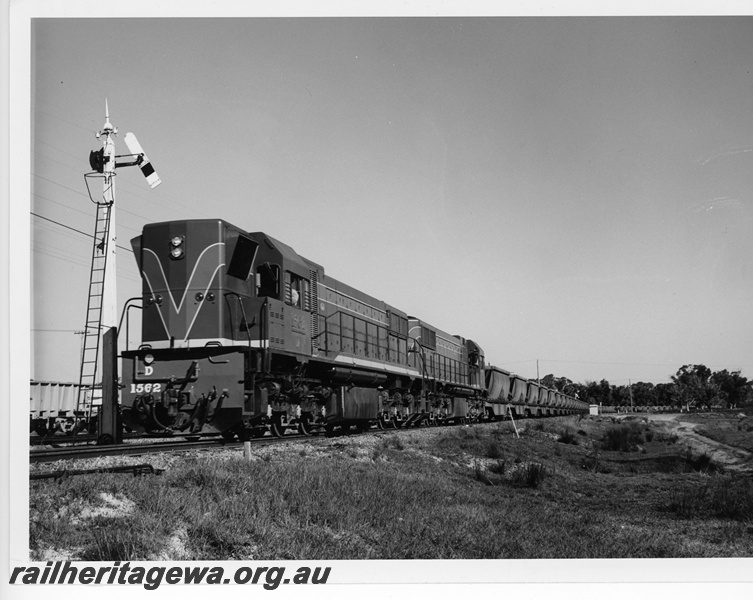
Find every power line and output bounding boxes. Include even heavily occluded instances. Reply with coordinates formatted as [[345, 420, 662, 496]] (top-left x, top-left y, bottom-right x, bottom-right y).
[[32, 192, 141, 235], [35, 107, 97, 133], [32, 171, 177, 224], [32, 243, 142, 284], [31, 212, 133, 253]]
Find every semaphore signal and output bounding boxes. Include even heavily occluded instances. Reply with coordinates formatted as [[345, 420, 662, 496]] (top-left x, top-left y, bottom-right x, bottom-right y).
[[76, 99, 161, 441]]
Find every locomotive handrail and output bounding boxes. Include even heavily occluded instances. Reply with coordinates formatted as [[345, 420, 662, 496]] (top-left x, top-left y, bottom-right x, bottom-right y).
[[408, 339, 434, 399], [260, 299, 269, 373], [223, 292, 251, 344], [118, 297, 143, 351], [204, 341, 230, 364]]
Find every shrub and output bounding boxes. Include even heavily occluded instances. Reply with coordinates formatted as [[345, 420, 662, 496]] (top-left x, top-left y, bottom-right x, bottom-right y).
[[601, 423, 644, 452], [510, 463, 548, 488], [485, 442, 504, 459], [685, 450, 723, 474], [558, 428, 578, 445], [488, 459, 507, 476], [472, 459, 493, 486], [654, 431, 679, 444], [583, 444, 600, 473]]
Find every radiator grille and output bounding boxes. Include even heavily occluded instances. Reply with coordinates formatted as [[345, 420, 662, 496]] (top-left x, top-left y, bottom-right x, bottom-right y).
[[310, 270, 319, 351]]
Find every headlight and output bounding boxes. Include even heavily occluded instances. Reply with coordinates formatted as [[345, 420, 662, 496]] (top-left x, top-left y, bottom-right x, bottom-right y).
[[143, 353, 155, 365], [169, 235, 185, 260]]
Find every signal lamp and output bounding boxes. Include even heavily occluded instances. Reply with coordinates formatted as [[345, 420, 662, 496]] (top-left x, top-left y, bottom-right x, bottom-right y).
[[143, 354, 155, 366]]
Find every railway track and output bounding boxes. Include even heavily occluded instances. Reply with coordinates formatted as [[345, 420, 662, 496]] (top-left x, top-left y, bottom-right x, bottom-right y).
[[30, 432, 163, 446], [27, 420, 427, 464], [29, 438, 241, 463], [28, 431, 329, 464], [29, 415, 537, 465]]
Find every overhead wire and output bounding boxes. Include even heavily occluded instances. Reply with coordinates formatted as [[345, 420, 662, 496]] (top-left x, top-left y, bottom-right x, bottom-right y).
[[31, 212, 133, 253]]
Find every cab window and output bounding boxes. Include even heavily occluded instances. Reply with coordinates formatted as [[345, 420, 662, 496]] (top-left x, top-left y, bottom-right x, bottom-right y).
[[256, 263, 280, 298], [285, 272, 309, 309]]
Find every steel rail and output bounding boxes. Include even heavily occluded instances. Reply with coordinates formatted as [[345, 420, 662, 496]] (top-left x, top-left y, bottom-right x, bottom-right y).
[[29, 414, 549, 465], [30, 438, 241, 463]]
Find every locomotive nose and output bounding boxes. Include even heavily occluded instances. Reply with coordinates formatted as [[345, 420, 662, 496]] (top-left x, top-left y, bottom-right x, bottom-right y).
[[137, 220, 226, 346]]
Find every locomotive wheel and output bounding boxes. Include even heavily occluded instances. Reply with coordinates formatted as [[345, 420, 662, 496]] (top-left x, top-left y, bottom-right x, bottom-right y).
[[340, 423, 352, 435], [324, 423, 336, 437], [390, 417, 400, 429], [270, 418, 286, 438], [297, 415, 313, 437]]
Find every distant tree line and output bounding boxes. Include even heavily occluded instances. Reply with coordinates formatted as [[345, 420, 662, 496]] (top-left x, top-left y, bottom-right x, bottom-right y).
[[539, 365, 753, 411]]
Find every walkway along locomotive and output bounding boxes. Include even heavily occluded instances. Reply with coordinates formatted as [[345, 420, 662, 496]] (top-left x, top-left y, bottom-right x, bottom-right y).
[[119, 219, 587, 439]]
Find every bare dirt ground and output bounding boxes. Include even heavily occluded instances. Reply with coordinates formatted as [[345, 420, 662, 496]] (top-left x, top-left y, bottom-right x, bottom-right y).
[[614, 412, 753, 472]]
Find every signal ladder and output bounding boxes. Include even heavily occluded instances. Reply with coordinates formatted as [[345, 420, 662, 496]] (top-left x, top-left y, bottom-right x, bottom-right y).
[[74, 200, 113, 432]]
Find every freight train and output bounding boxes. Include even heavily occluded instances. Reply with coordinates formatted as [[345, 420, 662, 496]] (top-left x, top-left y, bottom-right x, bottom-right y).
[[108, 218, 587, 440]]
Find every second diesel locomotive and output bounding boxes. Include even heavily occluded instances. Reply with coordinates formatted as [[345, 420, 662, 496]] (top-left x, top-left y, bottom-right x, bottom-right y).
[[119, 218, 586, 439]]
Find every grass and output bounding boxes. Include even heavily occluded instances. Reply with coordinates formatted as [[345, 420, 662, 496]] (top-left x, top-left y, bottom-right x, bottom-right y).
[[29, 414, 753, 560], [665, 474, 753, 520]]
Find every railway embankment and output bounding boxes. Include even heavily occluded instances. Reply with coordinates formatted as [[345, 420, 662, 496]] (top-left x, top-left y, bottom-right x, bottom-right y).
[[29, 412, 753, 561]]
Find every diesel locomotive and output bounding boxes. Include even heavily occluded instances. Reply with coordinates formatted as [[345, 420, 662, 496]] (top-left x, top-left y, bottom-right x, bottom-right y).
[[117, 218, 586, 439]]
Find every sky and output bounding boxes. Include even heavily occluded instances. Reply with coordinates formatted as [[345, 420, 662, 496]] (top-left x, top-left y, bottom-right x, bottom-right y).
[[21, 9, 753, 387]]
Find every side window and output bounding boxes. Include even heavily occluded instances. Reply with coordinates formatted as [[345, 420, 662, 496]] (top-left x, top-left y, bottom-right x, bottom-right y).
[[285, 272, 309, 309], [256, 263, 280, 299]]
